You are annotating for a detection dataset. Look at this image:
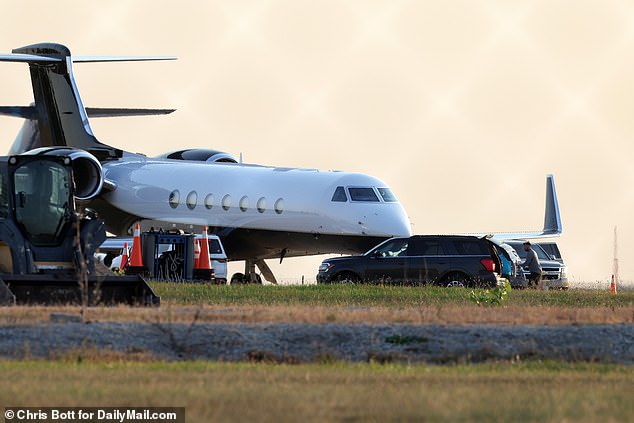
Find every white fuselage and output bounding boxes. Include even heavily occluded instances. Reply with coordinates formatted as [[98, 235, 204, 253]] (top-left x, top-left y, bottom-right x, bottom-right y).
[[101, 153, 412, 240]]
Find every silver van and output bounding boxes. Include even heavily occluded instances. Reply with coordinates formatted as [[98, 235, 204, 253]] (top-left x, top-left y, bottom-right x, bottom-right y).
[[504, 241, 569, 289]]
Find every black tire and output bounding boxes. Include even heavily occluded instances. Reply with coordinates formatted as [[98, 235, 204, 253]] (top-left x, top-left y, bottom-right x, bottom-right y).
[[230, 273, 262, 284], [249, 274, 263, 284], [230, 273, 246, 285], [334, 272, 361, 284], [440, 272, 471, 288]]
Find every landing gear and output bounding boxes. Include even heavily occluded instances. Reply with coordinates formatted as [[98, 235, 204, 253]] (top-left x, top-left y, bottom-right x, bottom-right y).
[[231, 259, 270, 285], [229, 259, 276, 284], [230, 272, 262, 285]]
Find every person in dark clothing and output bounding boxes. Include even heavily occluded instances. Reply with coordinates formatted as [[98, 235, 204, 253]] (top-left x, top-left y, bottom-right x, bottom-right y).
[[523, 241, 543, 289]]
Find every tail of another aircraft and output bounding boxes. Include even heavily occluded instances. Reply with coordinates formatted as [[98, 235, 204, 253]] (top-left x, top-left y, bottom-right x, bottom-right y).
[[542, 174, 562, 235], [0, 43, 174, 159], [489, 174, 563, 241]]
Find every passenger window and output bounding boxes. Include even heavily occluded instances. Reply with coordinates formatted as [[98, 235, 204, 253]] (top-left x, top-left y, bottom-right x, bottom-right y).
[[169, 190, 180, 209], [239, 196, 249, 212], [377, 188, 397, 202], [409, 239, 444, 256], [257, 197, 266, 213], [454, 240, 488, 255], [204, 194, 213, 210], [186, 191, 197, 210], [348, 187, 379, 202], [274, 198, 284, 214], [331, 186, 347, 202], [222, 195, 232, 211]]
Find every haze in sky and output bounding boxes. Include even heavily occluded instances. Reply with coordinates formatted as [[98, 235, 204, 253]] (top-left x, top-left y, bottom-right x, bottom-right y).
[[0, 1, 632, 284]]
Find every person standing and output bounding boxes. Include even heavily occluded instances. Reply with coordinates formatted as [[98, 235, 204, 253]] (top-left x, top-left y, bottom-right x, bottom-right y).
[[523, 241, 543, 290]]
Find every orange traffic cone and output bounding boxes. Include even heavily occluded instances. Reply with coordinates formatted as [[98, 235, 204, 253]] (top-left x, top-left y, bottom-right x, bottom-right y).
[[129, 223, 144, 267], [193, 239, 201, 269], [120, 241, 129, 270], [198, 226, 211, 270], [610, 274, 618, 295], [193, 226, 214, 282]]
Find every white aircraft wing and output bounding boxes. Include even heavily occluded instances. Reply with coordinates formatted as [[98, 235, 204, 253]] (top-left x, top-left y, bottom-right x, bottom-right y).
[[98, 237, 133, 253]]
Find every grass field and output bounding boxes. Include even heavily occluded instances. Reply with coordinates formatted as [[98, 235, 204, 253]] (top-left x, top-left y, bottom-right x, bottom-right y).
[[150, 282, 634, 307], [1, 360, 632, 423]]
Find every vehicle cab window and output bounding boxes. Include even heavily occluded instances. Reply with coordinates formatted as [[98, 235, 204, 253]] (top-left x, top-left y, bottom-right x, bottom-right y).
[[207, 238, 223, 254], [371, 238, 409, 258], [13, 160, 72, 245]]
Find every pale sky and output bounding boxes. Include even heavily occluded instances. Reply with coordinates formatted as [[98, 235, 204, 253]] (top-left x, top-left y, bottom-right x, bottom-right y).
[[0, 0, 632, 284]]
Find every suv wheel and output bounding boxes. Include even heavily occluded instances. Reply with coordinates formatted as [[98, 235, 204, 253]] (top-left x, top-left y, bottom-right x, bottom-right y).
[[441, 272, 470, 288], [335, 272, 361, 284]]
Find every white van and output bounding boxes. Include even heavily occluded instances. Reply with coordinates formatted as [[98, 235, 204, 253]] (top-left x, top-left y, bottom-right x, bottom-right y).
[[199, 234, 228, 284]]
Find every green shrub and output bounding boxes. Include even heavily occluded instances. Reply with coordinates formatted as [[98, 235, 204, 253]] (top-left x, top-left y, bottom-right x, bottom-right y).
[[469, 280, 511, 306]]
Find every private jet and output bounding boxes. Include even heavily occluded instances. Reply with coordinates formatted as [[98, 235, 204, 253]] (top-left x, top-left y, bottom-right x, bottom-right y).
[[0, 43, 412, 283]]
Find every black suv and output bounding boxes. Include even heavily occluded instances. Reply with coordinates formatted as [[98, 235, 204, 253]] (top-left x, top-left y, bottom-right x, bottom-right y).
[[316, 235, 502, 287]]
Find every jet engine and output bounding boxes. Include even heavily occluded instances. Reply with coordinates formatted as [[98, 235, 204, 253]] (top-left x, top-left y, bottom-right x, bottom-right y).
[[22, 147, 104, 200], [158, 149, 238, 163]]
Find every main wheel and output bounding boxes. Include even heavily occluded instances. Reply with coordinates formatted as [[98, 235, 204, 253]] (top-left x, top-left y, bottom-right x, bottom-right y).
[[230, 272, 246, 284], [248, 273, 263, 284]]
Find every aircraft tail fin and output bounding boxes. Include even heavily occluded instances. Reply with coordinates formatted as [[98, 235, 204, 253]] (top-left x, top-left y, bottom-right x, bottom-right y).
[[0, 43, 174, 159], [542, 174, 562, 235]]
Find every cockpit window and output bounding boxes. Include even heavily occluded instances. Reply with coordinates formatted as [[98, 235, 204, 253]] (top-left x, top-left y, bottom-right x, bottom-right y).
[[377, 188, 397, 202], [348, 187, 379, 202], [331, 186, 347, 202]]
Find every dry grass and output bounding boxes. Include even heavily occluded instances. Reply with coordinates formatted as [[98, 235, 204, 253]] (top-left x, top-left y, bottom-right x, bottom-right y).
[[1, 360, 632, 423], [1, 284, 632, 325], [0, 303, 632, 325]]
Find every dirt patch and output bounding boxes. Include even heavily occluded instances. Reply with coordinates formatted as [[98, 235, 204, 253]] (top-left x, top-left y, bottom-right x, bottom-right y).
[[0, 322, 632, 364]]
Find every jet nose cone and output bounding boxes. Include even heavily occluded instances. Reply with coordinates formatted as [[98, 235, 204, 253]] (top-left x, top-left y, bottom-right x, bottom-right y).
[[390, 205, 413, 237], [363, 203, 412, 237]]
